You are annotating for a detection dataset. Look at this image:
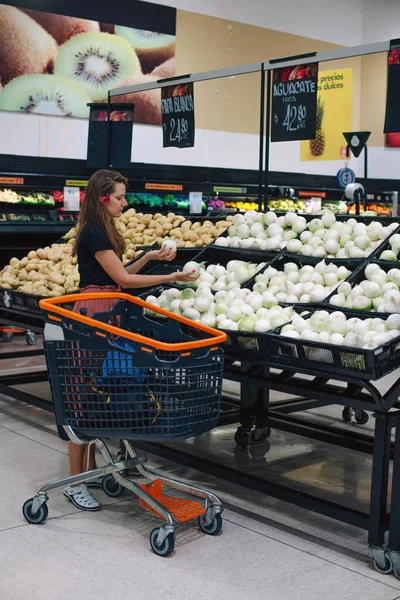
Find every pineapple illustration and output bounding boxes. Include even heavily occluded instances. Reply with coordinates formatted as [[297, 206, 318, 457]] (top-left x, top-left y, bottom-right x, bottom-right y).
[[310, 98, 325, 156]]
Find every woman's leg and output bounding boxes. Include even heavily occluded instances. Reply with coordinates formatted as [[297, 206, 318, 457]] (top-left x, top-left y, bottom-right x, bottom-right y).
[[65, 442, 100, 510], [68, 441, 87, 484]]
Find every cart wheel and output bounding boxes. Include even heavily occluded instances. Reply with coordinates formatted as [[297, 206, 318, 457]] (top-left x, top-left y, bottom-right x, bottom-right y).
[[251, 427, 272, 445], [234, 427, 252, 448], [150, 528, 175, 557], [198, 512, 223, 536], [394, 566, 400, 580], [22, 499, 48, 524], [102, 475, 124, 498], [1, 332, 13, 343], [373, 556, 393, 575], [355, 411, 369, 425], [26, 332, 37, 346], [342, 407, 353, 423]]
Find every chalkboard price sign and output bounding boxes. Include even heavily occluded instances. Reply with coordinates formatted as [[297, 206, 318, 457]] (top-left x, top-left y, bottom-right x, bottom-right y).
[[271, 63, 318, 143], [161, 83, 195, 148]]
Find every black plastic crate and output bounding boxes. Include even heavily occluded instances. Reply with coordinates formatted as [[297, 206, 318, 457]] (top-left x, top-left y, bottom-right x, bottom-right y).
[[131, 246, 273, 293], [267, 307, 400, 380], [370, 228, 400, 263], [123, 247, 206, 297], [242, 254, 358, 313], [324, 260, 400, 317], [0, 287, 46, 314]]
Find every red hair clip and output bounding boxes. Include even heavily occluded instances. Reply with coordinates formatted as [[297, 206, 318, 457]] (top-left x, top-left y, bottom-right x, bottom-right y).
[[99, 194, 111, 205]]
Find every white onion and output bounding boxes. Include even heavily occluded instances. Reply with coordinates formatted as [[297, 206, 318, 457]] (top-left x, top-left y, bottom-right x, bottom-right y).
[[183, 307, 201, 321], [254, 320, 273, 333], [184, 261, 202, 279]]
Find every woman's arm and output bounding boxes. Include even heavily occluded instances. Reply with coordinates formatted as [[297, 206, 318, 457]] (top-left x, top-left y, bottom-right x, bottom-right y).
[[124, 246, 175, 275], [95, 249, 194, 288]]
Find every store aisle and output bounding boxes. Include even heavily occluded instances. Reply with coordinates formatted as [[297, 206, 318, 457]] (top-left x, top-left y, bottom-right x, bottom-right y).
[[1, 398, 400, 600]]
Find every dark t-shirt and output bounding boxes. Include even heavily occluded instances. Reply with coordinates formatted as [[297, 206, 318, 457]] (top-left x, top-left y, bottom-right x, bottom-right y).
[[77, 223, 117, 288]]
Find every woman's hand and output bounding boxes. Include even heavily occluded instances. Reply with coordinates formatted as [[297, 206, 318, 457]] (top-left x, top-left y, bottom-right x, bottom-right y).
[[146, 247, 176, 262], [173, 270, 199, 283]]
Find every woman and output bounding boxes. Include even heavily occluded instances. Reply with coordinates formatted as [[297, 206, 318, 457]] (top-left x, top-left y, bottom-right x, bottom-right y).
[[64, 169, 196, 511]]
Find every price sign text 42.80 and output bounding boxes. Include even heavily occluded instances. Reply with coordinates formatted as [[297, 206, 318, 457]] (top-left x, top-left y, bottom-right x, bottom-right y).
[[283, 104, 307, 131]]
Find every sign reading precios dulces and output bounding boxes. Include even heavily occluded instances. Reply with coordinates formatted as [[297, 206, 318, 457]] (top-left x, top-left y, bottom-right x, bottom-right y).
[[271, 63, 318, 142], [161, 82, 195, 148]]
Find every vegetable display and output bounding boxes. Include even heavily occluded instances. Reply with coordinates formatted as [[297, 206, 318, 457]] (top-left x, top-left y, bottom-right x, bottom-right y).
[[379, 233, 400, 261], [250, 260, 351, 304], [0, 242, 79, 296], [215, 211, 308, 251], [165, 218, 232, 248], [330, 264, 400, 313], [215, 211, 399, 259], [287, 215, 398, 259], [280, 310, 400, 350], [177, 259, 268, 290], [145, 286, 295, 333], [0, 240, 144, 296]]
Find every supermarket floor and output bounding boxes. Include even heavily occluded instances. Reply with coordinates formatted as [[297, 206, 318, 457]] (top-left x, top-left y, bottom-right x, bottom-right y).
[[2, 342, 400, 599]]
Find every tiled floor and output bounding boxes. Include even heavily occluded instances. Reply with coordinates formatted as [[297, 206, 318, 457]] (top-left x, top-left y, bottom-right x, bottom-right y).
[[2, 336, 400, 599], [1, 392, 400, 600]]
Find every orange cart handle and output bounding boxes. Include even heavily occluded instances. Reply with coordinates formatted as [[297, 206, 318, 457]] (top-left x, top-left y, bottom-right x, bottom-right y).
[[39, 292, 227, 352]]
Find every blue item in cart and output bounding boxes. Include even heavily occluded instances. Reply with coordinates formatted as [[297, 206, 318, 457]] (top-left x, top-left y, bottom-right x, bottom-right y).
[[100, 336, 145, 385]]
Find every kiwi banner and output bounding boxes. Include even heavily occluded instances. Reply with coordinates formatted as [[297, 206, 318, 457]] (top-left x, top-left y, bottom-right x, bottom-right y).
[[384, 40, 400, 141], [271, 63, 318, 143], [0, 2, 176, 123], [161, 83, 195, 148]]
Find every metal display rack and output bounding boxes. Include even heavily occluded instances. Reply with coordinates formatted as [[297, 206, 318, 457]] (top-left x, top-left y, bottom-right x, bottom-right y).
[[112, 37, 400, 574], [0, 38, 400, 574]]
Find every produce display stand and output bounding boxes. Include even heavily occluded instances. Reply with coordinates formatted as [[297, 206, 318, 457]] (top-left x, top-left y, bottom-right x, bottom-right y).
[[108, 37, 400, 574], [1, 212, 400, 572]]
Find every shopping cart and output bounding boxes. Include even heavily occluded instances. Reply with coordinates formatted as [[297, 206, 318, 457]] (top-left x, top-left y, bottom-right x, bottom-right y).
[[22, 292, 227, 557]]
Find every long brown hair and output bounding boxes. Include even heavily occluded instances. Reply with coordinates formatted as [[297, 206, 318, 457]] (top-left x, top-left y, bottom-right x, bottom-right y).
[[74, 169, 128, 257]]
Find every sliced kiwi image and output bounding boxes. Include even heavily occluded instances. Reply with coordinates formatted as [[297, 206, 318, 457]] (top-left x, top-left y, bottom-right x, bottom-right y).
[[22, 9, 100, 45], [152, 58, 176, 79], [0, 5, 58, 85], [115, 27, 175, 74], [0, 74, 92, 118], [114, 74, 162, 125], [55, 32, 140, 101]]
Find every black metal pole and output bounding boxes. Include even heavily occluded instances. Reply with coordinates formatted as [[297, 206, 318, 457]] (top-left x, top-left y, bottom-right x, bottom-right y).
[[107, 90, 112, 167], [258, 64, 265, 210], [364, 144, 368, 212], [263, 70, 272, 211]]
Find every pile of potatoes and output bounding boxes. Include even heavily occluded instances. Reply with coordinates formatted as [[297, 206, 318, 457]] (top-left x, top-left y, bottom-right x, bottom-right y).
[[116, 209, 186, 252], [65, 209, 232, 251], [0, 241, 79, 297], [162, 217, 233, 248], [0, 238, 143, 297]]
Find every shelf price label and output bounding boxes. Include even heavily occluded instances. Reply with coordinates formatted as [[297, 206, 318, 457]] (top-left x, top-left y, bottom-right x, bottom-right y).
[[63, 187, 80, 212], [0, 177, 24, 185], [161, 82, 195, 148], [271, 63, 319, 142]]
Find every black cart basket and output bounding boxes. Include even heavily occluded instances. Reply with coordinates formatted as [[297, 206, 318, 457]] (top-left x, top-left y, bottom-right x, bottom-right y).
[[40, 292, 227, 440]]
